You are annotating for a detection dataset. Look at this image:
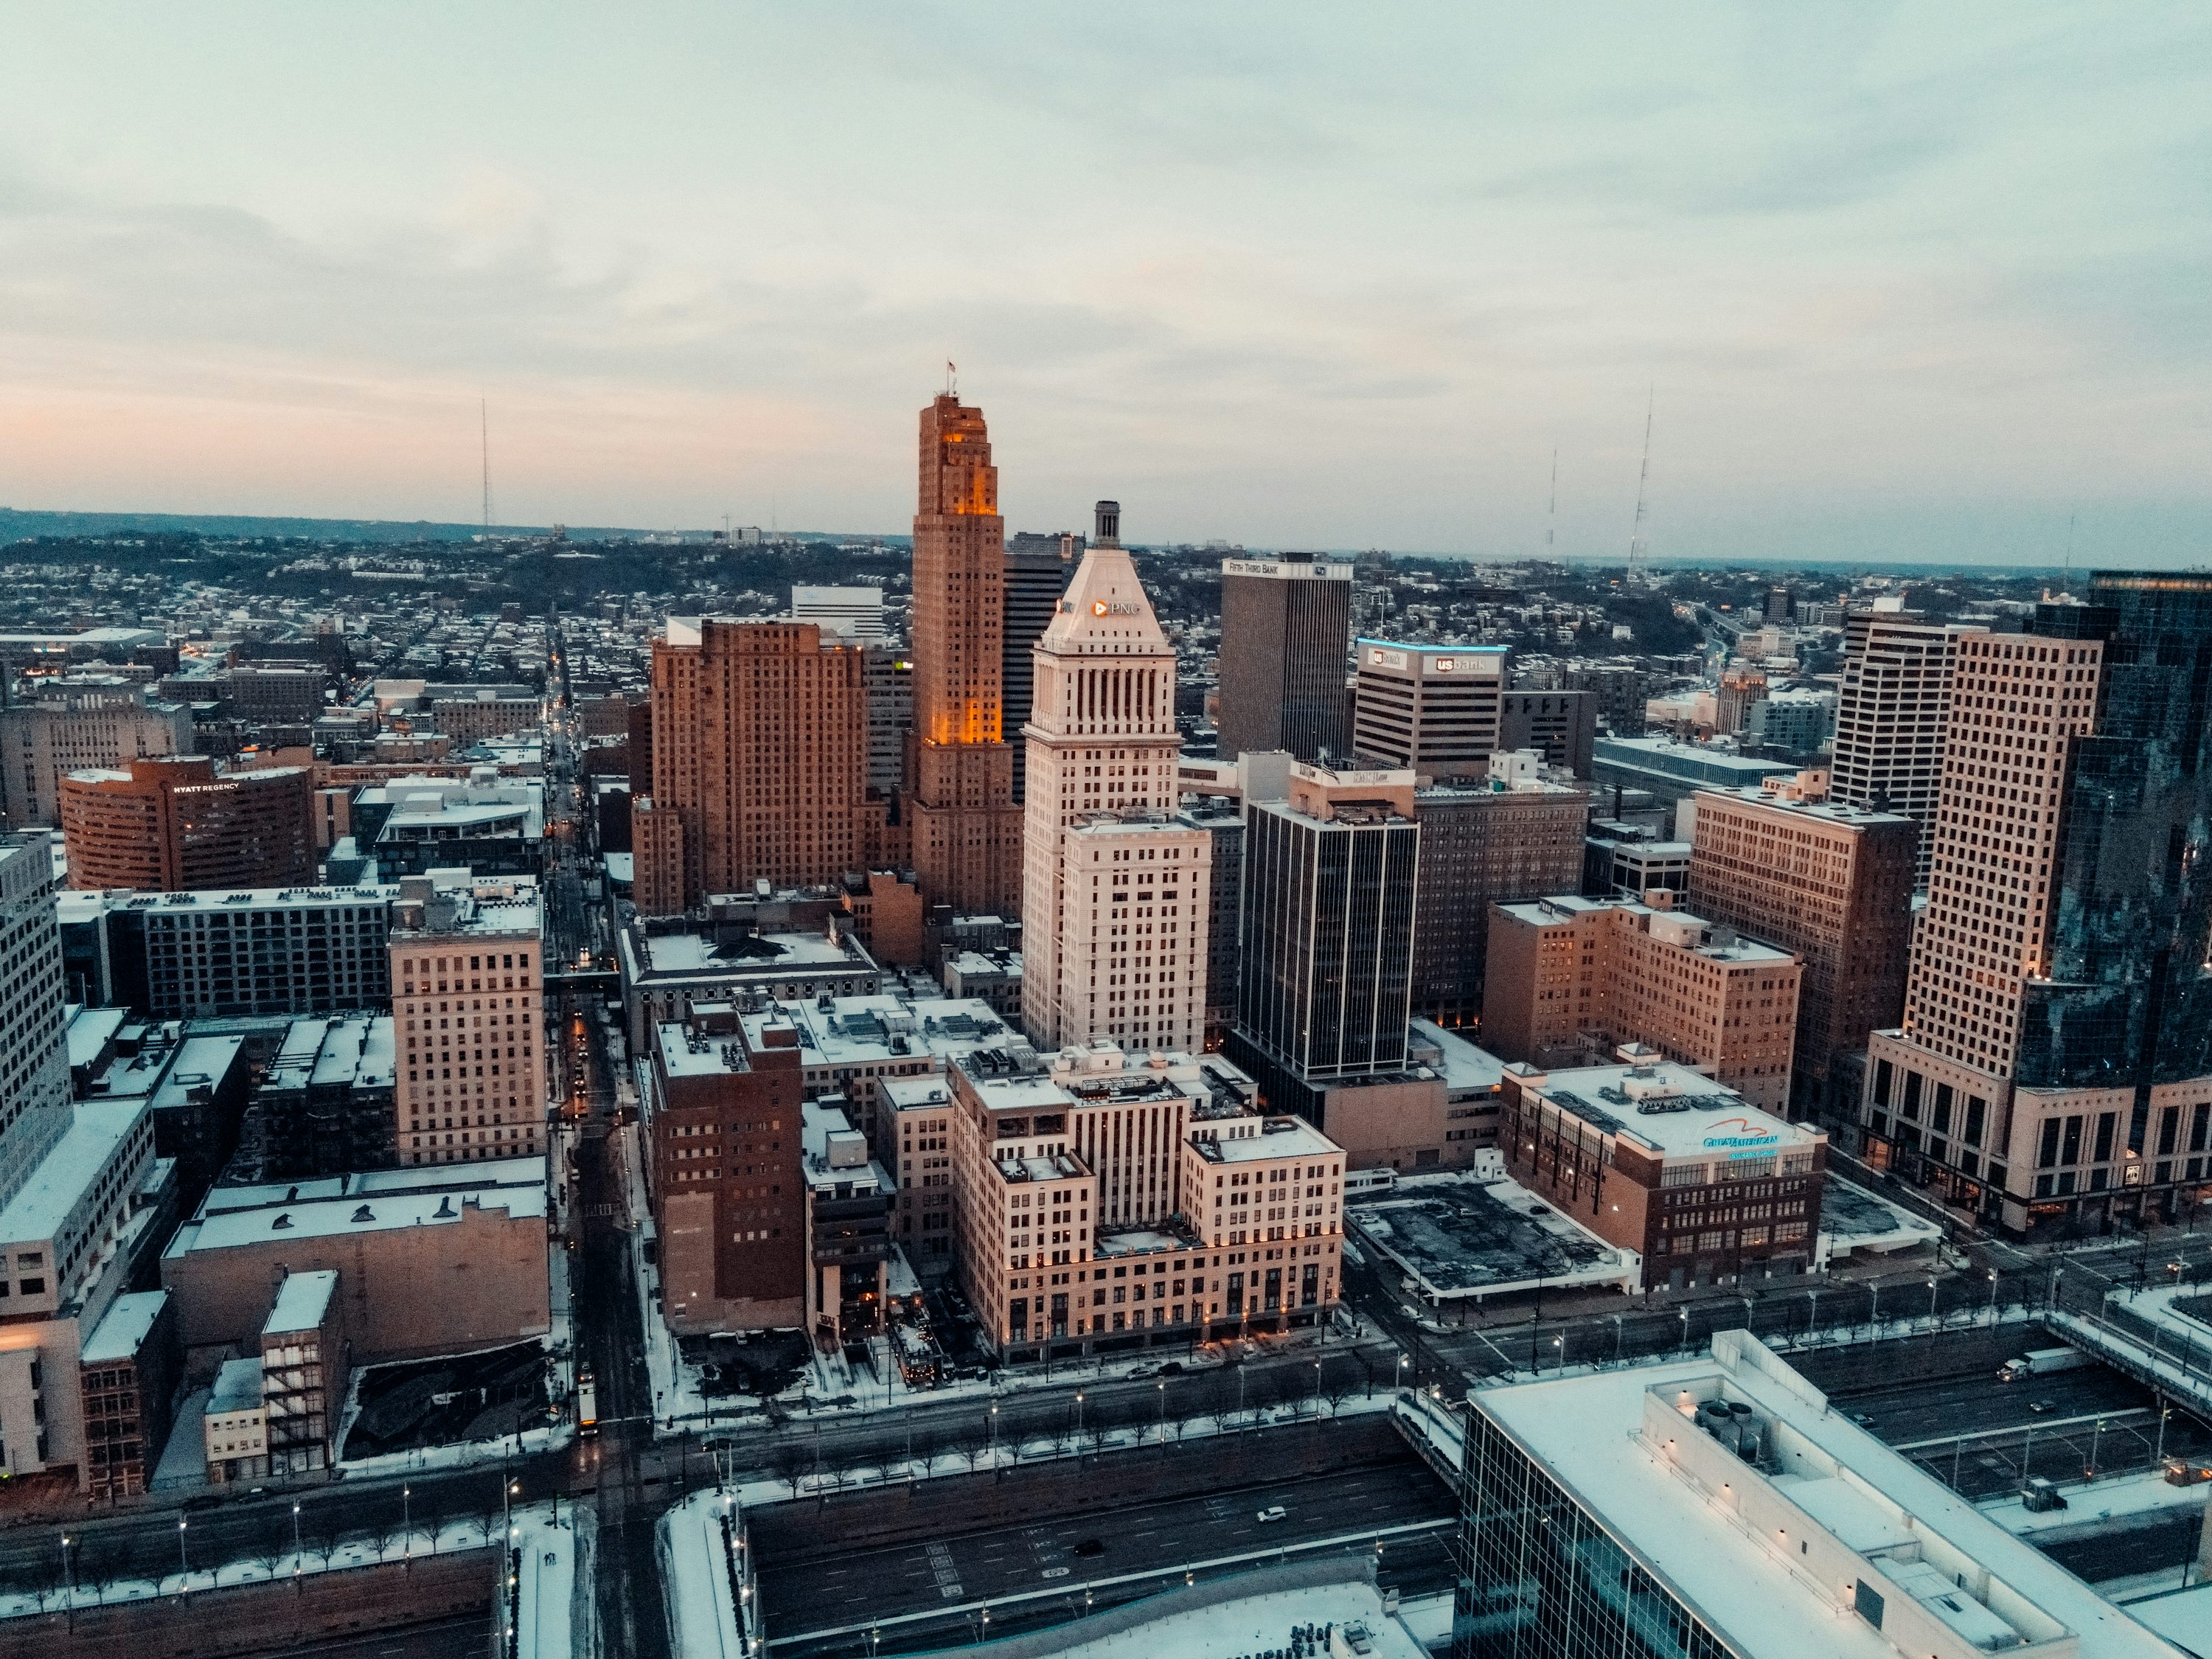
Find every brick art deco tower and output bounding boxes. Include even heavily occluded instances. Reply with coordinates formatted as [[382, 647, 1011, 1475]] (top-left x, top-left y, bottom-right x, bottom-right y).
[[908, 394, 1023, 915]]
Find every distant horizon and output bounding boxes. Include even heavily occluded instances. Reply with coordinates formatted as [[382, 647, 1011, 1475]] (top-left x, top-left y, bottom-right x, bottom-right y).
[[0, 502, 2137, 579]]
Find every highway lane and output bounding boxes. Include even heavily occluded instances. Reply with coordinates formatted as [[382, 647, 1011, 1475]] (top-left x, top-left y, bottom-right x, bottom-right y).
[[757, 1459, 1455, 1640]]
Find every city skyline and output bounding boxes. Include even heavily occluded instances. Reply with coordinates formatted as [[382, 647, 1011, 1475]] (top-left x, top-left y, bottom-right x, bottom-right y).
[[3, 6, 2209, 566]]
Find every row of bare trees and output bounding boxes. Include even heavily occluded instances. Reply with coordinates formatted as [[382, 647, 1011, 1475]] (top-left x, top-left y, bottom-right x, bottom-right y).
[[759, 1363, 1363, 1500]]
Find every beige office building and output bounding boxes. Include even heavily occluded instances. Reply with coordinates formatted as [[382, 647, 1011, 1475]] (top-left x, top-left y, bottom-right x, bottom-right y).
[[1484, 894, 1802, 1114], [389, 873, 546, 1166], [947, 1046, 1344, 1359]]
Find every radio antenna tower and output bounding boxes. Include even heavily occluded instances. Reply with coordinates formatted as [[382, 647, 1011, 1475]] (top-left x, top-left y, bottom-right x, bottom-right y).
[[1626, 387, 1654, 571], [480, 400, 493, 532], [1546, 447, 1559, 554]]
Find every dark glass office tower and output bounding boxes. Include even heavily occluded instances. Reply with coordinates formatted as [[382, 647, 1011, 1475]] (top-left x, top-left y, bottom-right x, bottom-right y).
[[1233, 782, 1418, 1081], [1217, 557, 1354, 761], [1860, 570, 2212, 1235], [2020, 574, 2212, 1094], [1003, 531, 1077, 803]]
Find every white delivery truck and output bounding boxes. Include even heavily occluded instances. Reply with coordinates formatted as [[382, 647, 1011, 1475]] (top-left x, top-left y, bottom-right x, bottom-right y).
[[1997, 1346, 2091, 1382]]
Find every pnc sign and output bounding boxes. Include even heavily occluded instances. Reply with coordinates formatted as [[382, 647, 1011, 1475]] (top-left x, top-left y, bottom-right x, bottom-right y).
[[1092, 599, 1141, 616], [1702, 1116, 1782, 1153]]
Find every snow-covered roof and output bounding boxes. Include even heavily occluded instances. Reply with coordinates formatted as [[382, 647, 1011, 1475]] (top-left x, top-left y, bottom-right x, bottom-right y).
[[1473, 1335, 2178, 1659], [80, 1289, 170, 1364], [265, 1268, 338, 1335]]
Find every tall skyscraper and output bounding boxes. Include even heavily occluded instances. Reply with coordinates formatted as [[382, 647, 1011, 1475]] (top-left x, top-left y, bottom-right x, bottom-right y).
[[1003, 531, 1078, 804], [1688, 779, 1916, 1115], [1231, 762, 1420, 1099], [1862, 574, 2212, 1234], [1215, 557, 1354, 761], [908, 394, 1022, 915], [1351, 641, 1506, 779], [1829, 607, 1972, 885], [1020, 504, 1210, 1053], [635, 618, 869, 915], [0, 834, 72, 1208]]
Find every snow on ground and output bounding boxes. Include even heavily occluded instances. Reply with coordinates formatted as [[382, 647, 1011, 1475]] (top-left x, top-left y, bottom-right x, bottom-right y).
[[0, 1511, 536, 1621], [1009, 1579, 1427, 1659], [720, 1391, 1397, 1512], [2118, 1581, 2212, 1649], [1980, 1465, 2212, 1538], [512, 1501, 590, 1659], [659, 1489, 759, 1658]]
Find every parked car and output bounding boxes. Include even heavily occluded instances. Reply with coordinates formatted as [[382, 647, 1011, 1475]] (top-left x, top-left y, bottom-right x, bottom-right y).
[[1256, 1506, 1287, 1523]]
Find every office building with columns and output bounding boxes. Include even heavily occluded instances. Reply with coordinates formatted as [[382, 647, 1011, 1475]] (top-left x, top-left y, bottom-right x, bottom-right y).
[[1020, 502, 1210, 1056]]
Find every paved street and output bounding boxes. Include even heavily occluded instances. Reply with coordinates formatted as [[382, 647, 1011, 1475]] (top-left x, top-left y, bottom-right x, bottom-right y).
[[759, 1459, 1453, 1636]]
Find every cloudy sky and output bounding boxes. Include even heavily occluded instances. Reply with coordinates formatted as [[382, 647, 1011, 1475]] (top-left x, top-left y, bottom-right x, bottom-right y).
[[2, 4, 2208, 564]]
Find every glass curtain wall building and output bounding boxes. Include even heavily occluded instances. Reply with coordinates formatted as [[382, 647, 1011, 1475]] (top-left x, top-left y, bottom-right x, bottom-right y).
[[1454, 1406, 1732, 1659], [1229, 769, 1419, 1123]]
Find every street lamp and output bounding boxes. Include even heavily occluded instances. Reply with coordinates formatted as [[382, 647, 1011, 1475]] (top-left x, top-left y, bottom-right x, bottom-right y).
[[1551, 1335, 1562, 1372], [1927, 1278, 1939, 1326], [990, 1404, 999, 1468], [402, 1487, 411, 1559], [60, 1534, 73, 1611], [1986, 1270, 2000, 1324], [177, 1518, 189, 1589], [292, 1502, 303, 1573], [1396, 1352, 1409, 1394], [1074, 1392, 1084, 1452], [1312, 1360, 1323, 1417], [1157, 1380, 1167, 1440], [1677, 1307, 1690, 1354]]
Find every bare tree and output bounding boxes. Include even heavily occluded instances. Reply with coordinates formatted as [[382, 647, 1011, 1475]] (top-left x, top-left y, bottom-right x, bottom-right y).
[[959, 1419, 993, 1473], [1324, 1373, 1355, 1416], [369, 1512, 406, 1562], [908, 1428, 943, 1478], [768, 1441, 811, 1498], [251, 1540, 291, 1585]]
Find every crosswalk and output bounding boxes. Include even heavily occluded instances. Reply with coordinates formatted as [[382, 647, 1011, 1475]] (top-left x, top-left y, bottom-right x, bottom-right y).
[[924, 1541, 964, 1600]]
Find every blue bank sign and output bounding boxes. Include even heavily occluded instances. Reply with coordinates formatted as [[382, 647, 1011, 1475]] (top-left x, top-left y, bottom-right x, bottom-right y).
[[1702, 1116, 1782, 1155]]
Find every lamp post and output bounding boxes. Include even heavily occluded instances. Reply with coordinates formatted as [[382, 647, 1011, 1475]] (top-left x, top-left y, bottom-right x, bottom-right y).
[[1157, 1380, 1167, 1440], [1986, 1270, 2000, 1324], [60, 1534, 73, 1615], [292, 1502, 303, 1574], [1926, 1278, 1939, 1326], [1312, 1361, 1323, 1418], [402, 1486, 411, 1559], [1396, 1352, 1408, 1394], [1551, 1335, 1562, 1373], [990, 1404, 999, 1471], [1073, 1392, 1084, 1455], [176, 1519, 189, 1591], [1677, 1307, 1690, 1354]]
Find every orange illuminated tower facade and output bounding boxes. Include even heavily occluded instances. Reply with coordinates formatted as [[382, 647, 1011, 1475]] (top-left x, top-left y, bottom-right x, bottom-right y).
[[907, 394, 1022, 915]]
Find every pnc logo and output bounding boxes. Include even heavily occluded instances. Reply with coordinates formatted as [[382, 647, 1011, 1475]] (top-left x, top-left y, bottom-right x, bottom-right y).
[[1092, 600, 1140, 616]]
